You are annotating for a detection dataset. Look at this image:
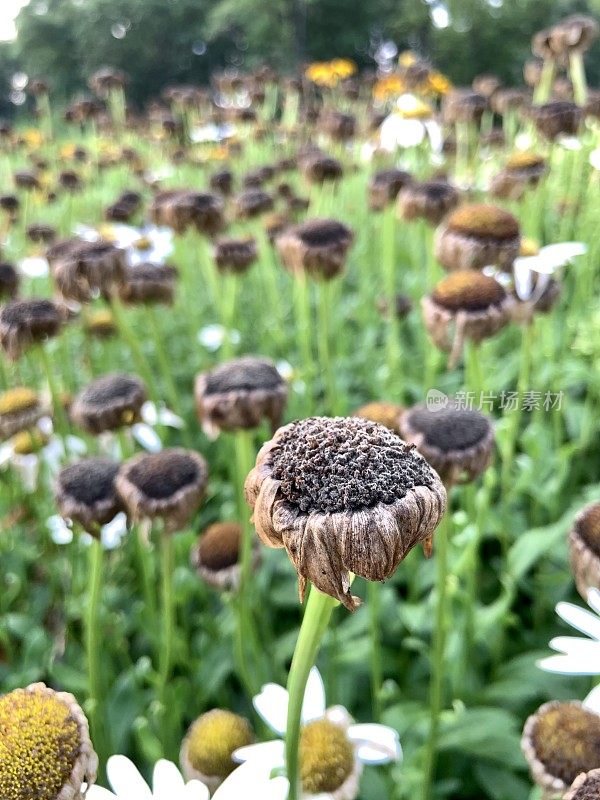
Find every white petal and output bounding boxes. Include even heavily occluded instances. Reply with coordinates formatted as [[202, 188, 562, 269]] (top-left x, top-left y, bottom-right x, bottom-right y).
[[132, 423, 162, 453], [15, 454, 39, 492], [181, 780, 210, 800], [66, 435, 88, 456], [263, 777, 290, 800], [302, 667, 326, 723], [583, 685, 600, 714], [140, 401, 158, 426], [513, 258, 534, 300], [549, 635, 600, 654], [152, 760, 185, 799], [424, 120, 443, 154], [536, 654, 600, 675], [349, 724, 402, 764], [233, 740, 285, 765], [157, 407, 185, 429], [107, 755, 152, 799], [85, 787, 118, 800], [253, 683, 290, 735], [556, 601, 600, 640], [588, 589, 600, 616], [47, 515, 73, 545], [101, 513, 128, 550], [0, 443, 15, 467], [198, 324, 226, 351], [212, 758, 281, 800], [537, 242, 587, 271], [19, 256, 49, 278]]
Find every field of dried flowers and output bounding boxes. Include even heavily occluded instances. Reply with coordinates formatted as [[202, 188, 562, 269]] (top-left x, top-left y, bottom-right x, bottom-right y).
[[2, 15, 600, 800]]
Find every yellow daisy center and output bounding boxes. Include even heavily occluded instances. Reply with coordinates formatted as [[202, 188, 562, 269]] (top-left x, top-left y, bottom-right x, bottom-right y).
[[11, 429, 48, 455], [506, 151, 545, 170], [300, 719, 355, 794], [0, 388, 39, 416], [533, 703, 600, 786], [446, 204, 520, 240], [0, 687, 81, 800], [186, 709, 254, 778]]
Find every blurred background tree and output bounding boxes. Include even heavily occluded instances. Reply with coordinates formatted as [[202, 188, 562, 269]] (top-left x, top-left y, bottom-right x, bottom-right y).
[[0, 0, 598, 114]]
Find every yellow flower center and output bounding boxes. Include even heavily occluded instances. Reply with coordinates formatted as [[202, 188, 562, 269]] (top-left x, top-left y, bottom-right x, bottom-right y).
[[506, 151, 545, 170], [134, 235, 152, 251], [11, 429, 48, 455], [87, 310, 116, 334], [520, 237, 540, 256], [0, 388, 39, 416], [433, 271, 506, 312], [447, 204, 520, 240], [533, 703, 600, 786], [300, 719, 355, 794], [186, 709, 254, 778], [0, 687, 81, 800], [353, 402, 404, 434]]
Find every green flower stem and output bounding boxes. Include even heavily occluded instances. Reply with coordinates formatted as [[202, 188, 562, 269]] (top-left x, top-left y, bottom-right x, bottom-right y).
[[367, 580, 383, 721], [233, 429, 264, 695], [569, 51, 588, 106], [109, 297, 161, 406], [220, 273, 238, 359], [36, 343, 69, 440], [293, 273, 314, 411], [145, 304, 185, 423], [421, 507, 452, 800], [316, 280, 339, 415], [382, 206, 402, 399], [286, 586, 339, 800], [535, 59, 556, 105], [158, 529, 175, 703], [86, 536, 105, 761]]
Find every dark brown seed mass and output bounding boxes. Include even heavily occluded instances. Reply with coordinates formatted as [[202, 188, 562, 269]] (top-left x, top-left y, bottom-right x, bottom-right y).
[[204, 358, 284, 395], [405, 407, 490, 452], [198, 522, 241, 570], [127, 451, 200, 499], [270, 416, 434, 513], [570, 772, 600, 800], [78, 374, 144, 406], [578, 503, 600, 556], [295, 219, 352, 249], [58, 458, 119, 506]]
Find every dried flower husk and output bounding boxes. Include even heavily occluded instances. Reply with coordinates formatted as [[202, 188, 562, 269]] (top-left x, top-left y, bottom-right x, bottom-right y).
[[368, 169, 412, 211], [150, 189, 225, 235], [191, 521, 261, 591], [569, 502, 600, 600], [522, 701, 600, 799], [0, 297, 63, 360], [213, 237, 258, 274], [442, 89, 488, 124], [47, 238, 126, 302], [434, 204, 521, 271], [0, 387, 46, 440], [422, 271, 513, 368], [564, 769, 600, 800], [275, 218, 354, 280], [397, 180, 460, 226], [55, 457, 123, 532], [0, 262, 19, 300], [400, 403, 494, 485], [233, 188, 274, 220], [195, 356, 288, 439], [300, 152, 344, 184], [119, 264, 177, 305], [245, 416, 446, 610], [116, 448, 208, 531], [70, 373, 147, 434], [533, 101, 583, 141]]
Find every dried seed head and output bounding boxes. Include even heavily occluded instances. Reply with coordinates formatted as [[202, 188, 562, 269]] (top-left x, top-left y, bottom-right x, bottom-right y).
[[300, 719, 356, 795], [533, 101, 583, 141], [400, 403, 494, 485], [195, 356, 288, 438], [435, 204, 521, 271], [352, 402, 404, 435], [118, 264, 177, 305], [180, 709, 254, 791], [150, 190, 224, 235], [0, 387, 44, 440], [564, 769, 600, 800], [523, 702, 600, 793], [443, 89, 488, 124], [213, 237, 258, 274], [71, 373, 147, 434], [55, 457, 122, 531], [549, 15, 599, 56], [0, 298, 63, 360], [245, 416, 446, 609], [210, 169, 234, 196], [398, 180, 460, 226], [117, 448, 208, 530], [27, 224, 57, 244], [196, 522, 242, 570], [569, 503, 600, 601], [320, 110, 356, 141], [48, 239, 126, 302], [233, 189, 274, 220], [432, 272, 506, 311], [368, 169, 412, 211], [0, 682, 97, 800], [276, 218, 354, 280], [0, 263, 19, 300], [85, 309, 117, 338], [300, 153, 344, 184]]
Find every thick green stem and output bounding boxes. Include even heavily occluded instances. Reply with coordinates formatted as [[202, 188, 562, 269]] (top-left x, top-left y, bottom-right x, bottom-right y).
[[294, 274, 314, 410], [37, 344, 69, 440], [569, 51, 588, 106], [146, 304, 184, 421], [86, 538, 105, 759], [286, 587, 338, 800], [421, 509, 451, 800], [158, 530, 175, 698], [367, 581, 383, 721], [316, 280, 338, 415], [535, 59, 556, 105]]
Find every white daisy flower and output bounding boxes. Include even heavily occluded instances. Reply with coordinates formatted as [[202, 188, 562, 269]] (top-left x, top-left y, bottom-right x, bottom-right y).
[[18, 255, 49, 278], [198, 324, 241, 352], [513, 241, 586, 301], [216, 667, 401, 800], [537, 588, 600, 676], [128, 400, 185, 454], [111, 224, 174, 266], [86, 755, 209, 800], [47, 511, 128, 550]]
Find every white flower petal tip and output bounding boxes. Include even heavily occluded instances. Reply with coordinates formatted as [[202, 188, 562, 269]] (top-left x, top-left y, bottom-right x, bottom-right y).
[[47, 515, 74, 545], [153, 759, 185, 797], [19, 256, 49, 278], [349, 723, 402, 764], [302, 667, 326, 723], [587, 588, 600, 615], [182, 780, 210, 800], [253, 684, 290, 735], [233, 740, 285, 765], [85, 787, 118, 800], [132, 423, 163, 453], [536, 655, 600, 675], [583, 685, 600, 715], [106, 755, 153, 799], [555, 601, 600, 640], [101, 512, 128, 550]]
